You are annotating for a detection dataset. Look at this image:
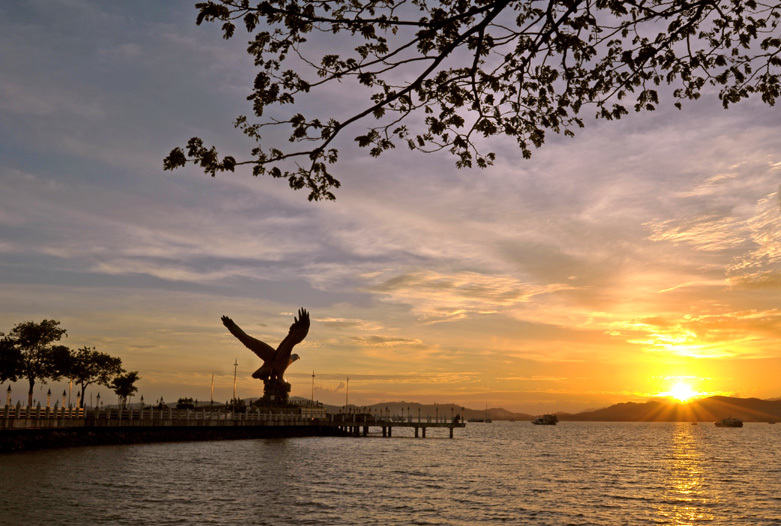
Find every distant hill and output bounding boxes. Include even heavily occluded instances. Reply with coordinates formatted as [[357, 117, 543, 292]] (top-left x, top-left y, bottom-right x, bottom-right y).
[[560, 396, 781, 422], [272, 395, 781, 423], [319, 401, 534, 422]]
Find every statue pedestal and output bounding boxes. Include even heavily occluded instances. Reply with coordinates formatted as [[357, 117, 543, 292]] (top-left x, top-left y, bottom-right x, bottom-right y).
[[261, 379, 291, 406]]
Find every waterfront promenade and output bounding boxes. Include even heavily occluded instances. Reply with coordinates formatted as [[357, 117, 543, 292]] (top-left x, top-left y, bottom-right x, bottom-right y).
[[0, 404, 466, 452]]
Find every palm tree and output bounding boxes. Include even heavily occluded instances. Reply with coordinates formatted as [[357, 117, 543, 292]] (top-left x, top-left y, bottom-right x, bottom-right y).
[[110, 371, 140, 410]]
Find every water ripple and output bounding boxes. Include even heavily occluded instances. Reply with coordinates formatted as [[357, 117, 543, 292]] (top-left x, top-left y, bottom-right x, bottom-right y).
[[2, 422, 781, 525]]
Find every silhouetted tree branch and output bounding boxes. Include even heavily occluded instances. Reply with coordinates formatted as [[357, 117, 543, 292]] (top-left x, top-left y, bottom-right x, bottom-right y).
[[164, 0, 781, 200]]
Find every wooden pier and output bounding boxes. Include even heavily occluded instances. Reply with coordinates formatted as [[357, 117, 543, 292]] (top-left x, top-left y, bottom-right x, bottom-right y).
[[333, 415, 466, 438]]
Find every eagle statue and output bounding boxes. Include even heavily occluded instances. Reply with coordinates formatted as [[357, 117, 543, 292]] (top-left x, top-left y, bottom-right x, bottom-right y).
[[221, 308, 310, 382]]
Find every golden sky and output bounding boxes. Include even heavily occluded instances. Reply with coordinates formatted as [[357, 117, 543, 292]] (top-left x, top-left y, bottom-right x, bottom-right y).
[[0, 1, 779, 413]]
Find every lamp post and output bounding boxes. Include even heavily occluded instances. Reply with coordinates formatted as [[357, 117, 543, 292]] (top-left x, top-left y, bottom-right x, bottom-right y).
[[96, 393, 100, 411], [46, 389, 51, 408], [232, 358, 238, 405], [62, 390, 67, 408], [6, 385, 11, 407]]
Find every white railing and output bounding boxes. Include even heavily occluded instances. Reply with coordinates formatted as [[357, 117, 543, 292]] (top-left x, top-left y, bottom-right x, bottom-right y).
[[0, 404, 327, 429], [1, 405, 84, 419], [1, 404, 85, 429], [1, 405, 464, 431]]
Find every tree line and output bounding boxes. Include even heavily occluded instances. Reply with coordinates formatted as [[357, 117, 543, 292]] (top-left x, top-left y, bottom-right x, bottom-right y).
[[0, 319, 140, 409]]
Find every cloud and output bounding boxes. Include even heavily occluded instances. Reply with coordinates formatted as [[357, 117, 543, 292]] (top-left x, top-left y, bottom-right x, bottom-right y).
[[316, 317, 385, 331], [647, 214, 752, 252], [0, 80, 105, 119], [727, 190, 781, 287], [367, 269, 576, 322], [498, 375, 570, 382], [350, 335, 422, 347], [644, 162, 781, 292], [614, 308, 781, 359]]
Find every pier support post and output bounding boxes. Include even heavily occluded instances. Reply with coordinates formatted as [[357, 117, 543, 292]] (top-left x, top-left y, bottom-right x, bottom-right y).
[[415, 427, 419, 438], [449, 426, 454, 439], [422, 427, 426, 438]]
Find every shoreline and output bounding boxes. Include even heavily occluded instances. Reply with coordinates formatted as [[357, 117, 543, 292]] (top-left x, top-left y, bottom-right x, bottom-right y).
[[0, 425, 348, 453]]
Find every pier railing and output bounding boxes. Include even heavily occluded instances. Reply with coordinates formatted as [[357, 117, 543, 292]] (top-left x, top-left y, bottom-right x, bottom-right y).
[[1, 405, 85, 429], [87, 407, 322, 427], [1, 404, 466, 438], [0, 405, 323, 430]]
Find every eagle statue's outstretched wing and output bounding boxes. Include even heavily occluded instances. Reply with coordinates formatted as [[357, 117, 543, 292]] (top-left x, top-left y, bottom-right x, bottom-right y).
[[270, 308, 310, 377], [221, 315, 276, 362]]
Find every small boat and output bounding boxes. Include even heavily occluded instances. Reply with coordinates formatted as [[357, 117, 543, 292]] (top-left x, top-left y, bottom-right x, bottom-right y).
[[470, 405, 492, 423], [691, 421, 699, 425], [532, 414, 558, 425], [715, 417, 743, 428]]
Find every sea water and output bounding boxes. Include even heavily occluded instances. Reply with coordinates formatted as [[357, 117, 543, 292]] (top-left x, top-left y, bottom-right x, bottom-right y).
[[1, 421, 780, 525]]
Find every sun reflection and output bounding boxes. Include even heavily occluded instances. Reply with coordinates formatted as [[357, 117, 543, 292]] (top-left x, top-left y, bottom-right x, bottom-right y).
[[657, 424, 713, 524]]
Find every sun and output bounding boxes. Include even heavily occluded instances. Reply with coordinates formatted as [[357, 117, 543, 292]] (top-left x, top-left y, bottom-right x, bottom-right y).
[[668, 381, 698, 403]]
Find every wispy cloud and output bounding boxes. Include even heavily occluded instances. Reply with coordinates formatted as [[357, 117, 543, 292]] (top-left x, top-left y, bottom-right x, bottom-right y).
[[367, 269, 576, 322]]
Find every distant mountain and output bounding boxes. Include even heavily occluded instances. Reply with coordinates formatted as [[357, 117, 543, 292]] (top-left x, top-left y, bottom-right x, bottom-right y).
[[560, 396, 781, 422]]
